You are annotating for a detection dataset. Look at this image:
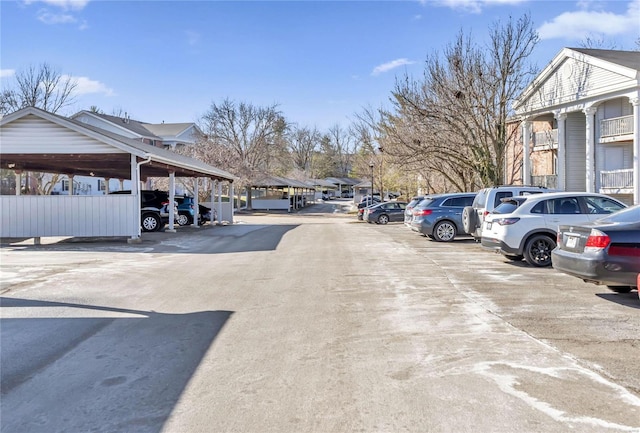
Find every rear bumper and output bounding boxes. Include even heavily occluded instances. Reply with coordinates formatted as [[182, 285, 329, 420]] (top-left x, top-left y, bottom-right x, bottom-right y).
[[481, 237, 520, 255], [551, 249, 639, 287]]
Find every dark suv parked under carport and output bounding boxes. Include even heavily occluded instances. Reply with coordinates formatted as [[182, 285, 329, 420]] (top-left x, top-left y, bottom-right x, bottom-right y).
[[110, 190, 176, 232]]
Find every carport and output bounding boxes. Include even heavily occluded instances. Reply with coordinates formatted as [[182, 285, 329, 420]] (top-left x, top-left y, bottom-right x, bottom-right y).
[[250, 175, 315, 211], [0, 107, 236, 242]]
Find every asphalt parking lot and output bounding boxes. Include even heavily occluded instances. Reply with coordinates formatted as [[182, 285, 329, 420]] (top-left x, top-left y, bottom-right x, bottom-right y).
[[1, 200, 639, 433]]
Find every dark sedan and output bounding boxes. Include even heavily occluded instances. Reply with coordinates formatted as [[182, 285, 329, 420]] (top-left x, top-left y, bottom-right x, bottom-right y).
[[410, 193, 476, 242], [551, 205, 640, 293], [363, 201, 407, 224]]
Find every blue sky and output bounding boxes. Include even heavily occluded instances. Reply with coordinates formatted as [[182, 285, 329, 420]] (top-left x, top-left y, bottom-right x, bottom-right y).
[[1, 0, 639, 130]]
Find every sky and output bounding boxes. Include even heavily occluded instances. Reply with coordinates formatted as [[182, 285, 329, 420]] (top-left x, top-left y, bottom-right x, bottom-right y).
[[1, 0, 639, 131]]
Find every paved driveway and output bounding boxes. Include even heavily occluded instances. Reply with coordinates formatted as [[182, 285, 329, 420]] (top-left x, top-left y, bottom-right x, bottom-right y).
[[1, 203, 639, 433]]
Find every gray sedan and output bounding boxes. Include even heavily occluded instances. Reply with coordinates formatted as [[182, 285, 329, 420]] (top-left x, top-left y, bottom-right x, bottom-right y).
[[551, 205, 640, 293]]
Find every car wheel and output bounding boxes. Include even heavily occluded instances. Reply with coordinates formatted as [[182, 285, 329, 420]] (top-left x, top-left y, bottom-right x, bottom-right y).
[[433, 221, 456, 242], [141, 212, 161, 232], [462, 206, 477, 234], [606, 286, 633, 293], [176, 213, 189, 226], [378, 214, 389, 225], [504, 254, 524, 261], [523, 234, 555, 267]]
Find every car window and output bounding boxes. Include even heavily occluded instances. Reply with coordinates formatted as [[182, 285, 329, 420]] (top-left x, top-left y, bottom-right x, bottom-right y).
[[493, 192, 512, 208], [583, 196, 626, 214], [397, 203, 406, 209], [446, 196, 473, 207], [595, 205, 638, 222], [493, 201, 518, 214], [407, 199, 420, 208], [418, 198, 436, 207], [548, 197, 581, 214], [531, 201, 546, 214]]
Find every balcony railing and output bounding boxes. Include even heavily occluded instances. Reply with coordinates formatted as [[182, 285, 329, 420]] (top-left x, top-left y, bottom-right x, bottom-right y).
[[600, 169, 634, 190], [601, 115, 633, 138], [533, 129, 558, 148], [531, 175, 557, 189]]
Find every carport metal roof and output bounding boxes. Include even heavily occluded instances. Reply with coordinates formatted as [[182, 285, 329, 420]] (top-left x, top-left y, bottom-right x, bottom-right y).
[[0, 107, 236, 182]]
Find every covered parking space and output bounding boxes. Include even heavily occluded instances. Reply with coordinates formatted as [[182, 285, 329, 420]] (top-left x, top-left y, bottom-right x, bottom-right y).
[[249, 175, 315, 211], [0, 107, 236, 242]]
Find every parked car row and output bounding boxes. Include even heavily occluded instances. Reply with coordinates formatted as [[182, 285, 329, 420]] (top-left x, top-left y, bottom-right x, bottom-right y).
[[110, 190, 215, 232], [396, 186, 639, 294]]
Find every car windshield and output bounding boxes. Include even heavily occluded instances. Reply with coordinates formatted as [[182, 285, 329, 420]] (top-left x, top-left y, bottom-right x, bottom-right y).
[[595, 204, 638, 223], [407, 199, 421, 208], [493, 201, 519, 214], [417, 197, 436, 207]]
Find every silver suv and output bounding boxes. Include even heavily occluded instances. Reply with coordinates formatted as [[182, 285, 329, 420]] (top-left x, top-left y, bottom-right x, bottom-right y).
[[462, 185, 554, 240]]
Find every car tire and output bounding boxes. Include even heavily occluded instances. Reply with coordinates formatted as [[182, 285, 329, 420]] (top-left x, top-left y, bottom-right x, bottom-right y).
[[462, 206, 477, 234], [141, 212, 161, 232], [433, 221, 456, 242], [377, 214, 389, 225], [504, 254, 524, 261], [523, 234, 555, 267], [176, 213, 189, 226], [606, 286, 633, 293]]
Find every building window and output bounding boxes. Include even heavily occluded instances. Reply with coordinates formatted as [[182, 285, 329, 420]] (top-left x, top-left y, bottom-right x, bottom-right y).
[[62, 179, 70, 191], [98, 180, 106, 191]]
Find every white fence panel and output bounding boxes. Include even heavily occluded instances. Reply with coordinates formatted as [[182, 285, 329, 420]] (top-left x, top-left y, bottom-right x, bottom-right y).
[[0, 195, 137, 238], [251, 199, 290, 210]]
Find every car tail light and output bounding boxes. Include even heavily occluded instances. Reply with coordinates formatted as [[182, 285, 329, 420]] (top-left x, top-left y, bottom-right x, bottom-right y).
[[495, 217, 520, 225], [608, 245, 640, 257], [584, 229, 610, 251], [483, 210, 490, 217], [413, 209, 432, 217]]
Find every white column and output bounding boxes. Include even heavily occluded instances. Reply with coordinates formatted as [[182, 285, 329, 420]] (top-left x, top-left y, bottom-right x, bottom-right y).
[[631, 97, 640, 205], [68, 175, 74, 195], [217, 180, 223, 224], [555, 112, 567, 191], [15, 171, 21, 196], [167, 172, 176, 232], [522, 120, 531, 185], [214, 179, 220, 224], [104, 177, 110, 194], [584, 106, 597, 192], [193, 181, 200, 227], [230, 183, 235, 224]]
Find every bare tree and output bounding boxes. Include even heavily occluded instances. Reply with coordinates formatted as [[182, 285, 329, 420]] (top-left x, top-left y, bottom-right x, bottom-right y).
[[379, 14, 539, 190], [0, 63, 77, 116], [0, 63, 79, 194], [288, 125, 321, 176], [199, 98, 286, 209]]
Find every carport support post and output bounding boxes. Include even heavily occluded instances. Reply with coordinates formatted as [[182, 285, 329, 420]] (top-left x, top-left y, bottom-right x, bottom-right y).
[[229, 183, 234, 223], [214, 179, 219, 225], [15, 171, 21, 195], [167, 171, 176, 233], [68, 175, 74, 195], [193, 181, 200, 227], [217, 180, 222, 225]]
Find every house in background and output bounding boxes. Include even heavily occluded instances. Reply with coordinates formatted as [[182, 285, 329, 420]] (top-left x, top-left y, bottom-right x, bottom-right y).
[[47, 111, 205, 195], [509, 48, 639, 205]]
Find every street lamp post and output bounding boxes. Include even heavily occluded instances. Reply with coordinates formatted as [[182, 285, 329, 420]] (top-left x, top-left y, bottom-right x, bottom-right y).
[[369, 161, 374, 205]]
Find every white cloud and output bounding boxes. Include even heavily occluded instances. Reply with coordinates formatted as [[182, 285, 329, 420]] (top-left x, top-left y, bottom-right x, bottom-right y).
[[371, 58, 416, 76], [37, 9, 76, 24], [24, 0, 89, 11], [185, 30, 200, 46], [65, 75, 114, 96], [427, 0, 527, 14], [1, 69, 16, 79], [538, 0, 640, 40]]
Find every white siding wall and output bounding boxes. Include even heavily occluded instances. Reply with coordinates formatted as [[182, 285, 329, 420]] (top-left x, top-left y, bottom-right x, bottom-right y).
[[523, 59, 634, 112], [566, 112, 586, 191], [0, 195, 137, 238], [1, 115, 127, 154], [73, 113, 140, 139]]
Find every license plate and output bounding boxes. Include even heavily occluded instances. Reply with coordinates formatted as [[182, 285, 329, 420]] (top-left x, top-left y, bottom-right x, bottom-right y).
[[566, 235, 578, 248], [486, 222, 492, 230]]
